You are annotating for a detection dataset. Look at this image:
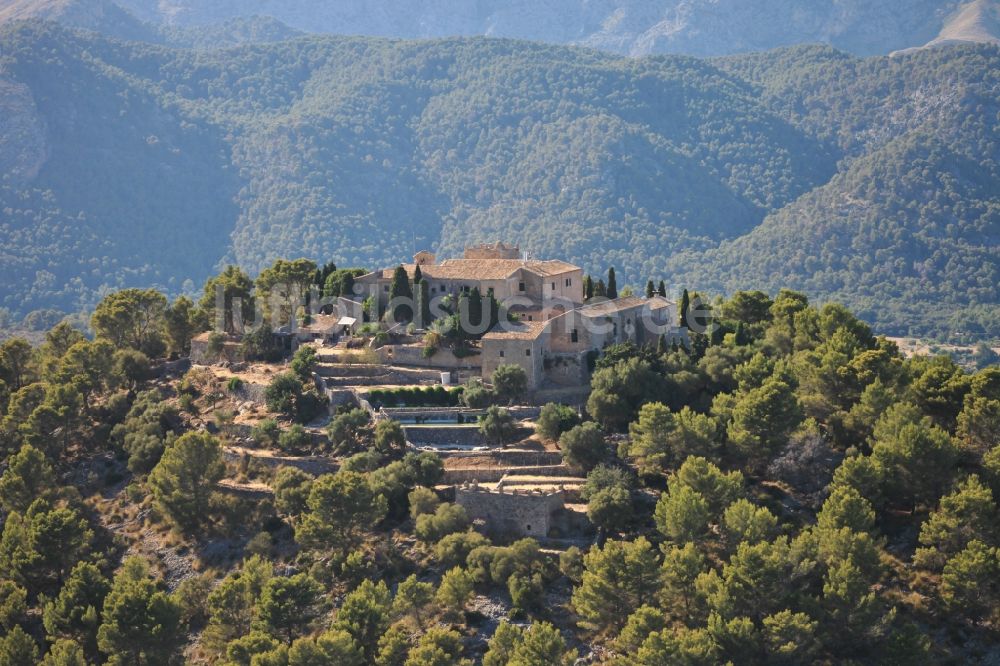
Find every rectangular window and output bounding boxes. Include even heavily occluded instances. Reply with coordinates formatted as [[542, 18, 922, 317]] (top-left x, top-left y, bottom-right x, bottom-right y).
[[519, 282, 525, 292], [525, 349, 531, 357], [551, 282, 556, 290], [571, 329, 578, 343], [565, 278, 572, 287], [499, 350, 505, 358], [383, 285, 389, 292], [527, 315, 533, 321]]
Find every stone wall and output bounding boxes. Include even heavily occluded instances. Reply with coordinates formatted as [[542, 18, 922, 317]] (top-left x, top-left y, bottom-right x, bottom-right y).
[[443, 465, 569, 484], [388, 345, 483, 371], [456, 484, 564, 538], [222, 446, 337, 476], [321, 365, 443, 387], [404, 424, 484, 448], [436, 449, 562, 466], [481, 335, 546, 389]]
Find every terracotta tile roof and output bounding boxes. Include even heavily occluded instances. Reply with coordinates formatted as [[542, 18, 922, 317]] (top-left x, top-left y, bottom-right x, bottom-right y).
[[648, 296, 675, 310], [578, 296, 649, 316], [373, 259, 580, 281], [482, 320, 549, 341]]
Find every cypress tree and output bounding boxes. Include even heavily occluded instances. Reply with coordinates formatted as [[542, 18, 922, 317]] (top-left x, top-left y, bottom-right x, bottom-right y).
[[657, 334, 668, 355], [413, 264, 423, 284], [607, 268, 618, 299], [595, 280, 607, 298], [583, 275, 594, 300], [486, 288, 500, 329], [389, 266, 414, 323], [710, 324, 724, 346], [417, 279, 432, 328], [467, 287, 485, 338], [734, 321, 750, 346], [342, 272, 356, 299], [679, 289, 690, 329], [645, 280, 655, 298], [657, 280, 667, 298]]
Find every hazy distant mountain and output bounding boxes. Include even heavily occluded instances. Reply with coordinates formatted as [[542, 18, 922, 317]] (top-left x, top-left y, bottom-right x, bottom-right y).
[[0, 0, 301, 47], [927, 0, 1000, 47], [4, 0, 999, 56], [1, 21, 997, 340]]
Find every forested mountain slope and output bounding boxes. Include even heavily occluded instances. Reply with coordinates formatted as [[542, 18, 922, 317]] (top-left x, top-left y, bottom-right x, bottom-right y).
[[672, 45, 1000, 340], [20, 0, 988, 57], [0, 21, 829, 312], [0, 22, 998, 339]]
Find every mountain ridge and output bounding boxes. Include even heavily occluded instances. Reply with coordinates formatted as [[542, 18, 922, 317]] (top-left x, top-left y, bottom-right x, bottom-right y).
[[3, 0, 999, 56], [0, 22, 997, 340]]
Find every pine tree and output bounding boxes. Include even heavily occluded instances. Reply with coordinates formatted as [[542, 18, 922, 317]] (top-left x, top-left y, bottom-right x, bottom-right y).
[[148, 431, 225, 533], [331, 580, 392, 659], [257, 574, 324, 644], [97, 558, 183, 665], [571, 537, 660, 631], [607, 268, 618, 299]]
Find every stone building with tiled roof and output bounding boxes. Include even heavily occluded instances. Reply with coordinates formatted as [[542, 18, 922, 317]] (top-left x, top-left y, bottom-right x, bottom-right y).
[[354, 244, 684, 392], [355, 244, 584, 318]]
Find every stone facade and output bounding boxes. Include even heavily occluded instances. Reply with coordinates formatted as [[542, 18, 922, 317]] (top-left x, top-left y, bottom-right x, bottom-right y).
[[354, 247, 584, 314], [455, 483, 565, 538], [480, 321, 548, 390]]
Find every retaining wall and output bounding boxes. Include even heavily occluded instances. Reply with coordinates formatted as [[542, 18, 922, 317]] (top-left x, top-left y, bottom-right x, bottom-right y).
[[405, 424, 484, 447], [223, 446, 337, 475], [388, 345, 482, 370], [443, 465, 571, 484]]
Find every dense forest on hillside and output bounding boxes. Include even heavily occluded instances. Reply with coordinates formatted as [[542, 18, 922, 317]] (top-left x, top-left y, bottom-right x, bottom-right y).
[[0, 21, 998, 341], [0, 274, 999, 663]]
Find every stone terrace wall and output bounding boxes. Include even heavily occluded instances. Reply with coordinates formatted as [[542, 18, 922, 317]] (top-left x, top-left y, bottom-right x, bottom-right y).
[[405, 425, 484, 447], [443, 465, 569, 484], [436, 449, 562, 466], [388, 345, 483, 371], [320, 364, 444, 387], [222, 447, 337, 476]]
